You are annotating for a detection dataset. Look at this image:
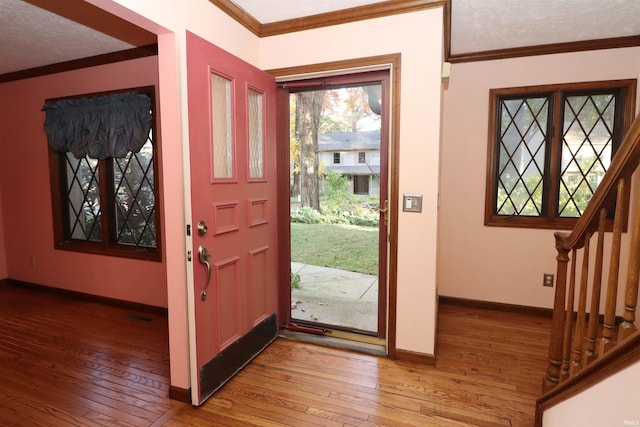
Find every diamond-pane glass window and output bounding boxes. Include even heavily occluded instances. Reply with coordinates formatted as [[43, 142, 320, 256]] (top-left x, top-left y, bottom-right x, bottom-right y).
[[114, 137, 156, 248], [486, 80, 634, 229], [559, 93, 615, 217], [496, 97, 549, 216], [65, 154, 102, 242], [49, 88, 160, 261]]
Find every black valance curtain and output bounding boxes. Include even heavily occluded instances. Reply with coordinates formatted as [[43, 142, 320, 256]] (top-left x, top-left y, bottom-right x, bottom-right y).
[[43, 92, 152, 160]]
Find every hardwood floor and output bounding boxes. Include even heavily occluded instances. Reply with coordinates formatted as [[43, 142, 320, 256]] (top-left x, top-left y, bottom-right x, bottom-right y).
[[0, 284, 551, 426], [0, 283, 178, 426]]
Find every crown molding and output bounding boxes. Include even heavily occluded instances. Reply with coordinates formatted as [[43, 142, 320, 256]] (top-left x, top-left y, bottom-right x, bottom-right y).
[[447, 35, 640, 63], [444, 0, 640, 63], [24, 0, 156, 46], [209, 0, 445, 38], [208, 0, 262, 36], [0, 45, 158, 84]]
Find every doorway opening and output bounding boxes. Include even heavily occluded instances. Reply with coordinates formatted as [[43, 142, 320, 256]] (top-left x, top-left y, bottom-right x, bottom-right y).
[[279, 70, 390, 346]]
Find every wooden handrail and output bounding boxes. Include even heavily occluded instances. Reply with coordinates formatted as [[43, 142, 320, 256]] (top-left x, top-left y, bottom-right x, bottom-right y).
[[542, 112, 640, 398], [557, 115, 640, 251], [537, 331, 640, 426]]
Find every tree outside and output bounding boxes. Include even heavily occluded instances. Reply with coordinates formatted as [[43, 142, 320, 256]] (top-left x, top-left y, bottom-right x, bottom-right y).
[[290, 84, 382, 272], [295, 91, 323, 210], [290, 85, 381, 212]]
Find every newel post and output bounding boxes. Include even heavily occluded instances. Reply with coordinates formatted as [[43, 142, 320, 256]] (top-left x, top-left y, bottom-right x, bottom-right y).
[[543, 233, 570, 391]]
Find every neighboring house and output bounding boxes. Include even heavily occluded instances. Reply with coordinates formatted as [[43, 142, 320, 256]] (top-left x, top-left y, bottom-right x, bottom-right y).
[[319, 131, 381, 196]]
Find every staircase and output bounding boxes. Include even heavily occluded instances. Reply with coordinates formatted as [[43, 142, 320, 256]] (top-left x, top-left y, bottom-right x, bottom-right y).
[[536, 115, 640, 425]]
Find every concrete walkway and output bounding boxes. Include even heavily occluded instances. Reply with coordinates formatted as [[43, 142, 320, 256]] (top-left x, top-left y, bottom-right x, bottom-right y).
[[290, 262, 378, 332]]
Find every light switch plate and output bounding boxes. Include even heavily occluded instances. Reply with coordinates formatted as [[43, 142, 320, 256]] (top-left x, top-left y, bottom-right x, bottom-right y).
[[403, 194, 422, 212]]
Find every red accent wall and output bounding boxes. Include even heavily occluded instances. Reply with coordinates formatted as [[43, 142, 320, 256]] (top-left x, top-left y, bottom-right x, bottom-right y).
[[0, 56, 167, 307], [0, 185, 7, 279]]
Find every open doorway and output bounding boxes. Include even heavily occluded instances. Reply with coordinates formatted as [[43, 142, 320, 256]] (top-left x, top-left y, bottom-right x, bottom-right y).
[[278, 71, 390, 345]]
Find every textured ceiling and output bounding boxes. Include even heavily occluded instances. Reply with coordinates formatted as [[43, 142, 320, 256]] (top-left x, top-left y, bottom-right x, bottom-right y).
[[450, 0, 640, 55], [0, 0, 134, 75], [2, 0, 640, 79], [229, 0, 388, 24]]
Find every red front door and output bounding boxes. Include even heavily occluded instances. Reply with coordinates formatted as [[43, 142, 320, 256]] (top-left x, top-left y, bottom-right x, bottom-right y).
[[186, 31, 278, 405]]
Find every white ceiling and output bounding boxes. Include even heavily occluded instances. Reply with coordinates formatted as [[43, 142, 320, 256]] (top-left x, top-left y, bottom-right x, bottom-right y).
[[230, 0, 387, 24], [0, 0, 134, 75], [450, 0, 640, 55], [1, 0, 640, 78]]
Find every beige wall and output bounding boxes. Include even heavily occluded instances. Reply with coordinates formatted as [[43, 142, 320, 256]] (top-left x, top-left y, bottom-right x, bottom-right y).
[[99, 0, 260, 64], [439, 47, 640, 308], [543, 360, 640, 426], [260, 8, 444, 355]]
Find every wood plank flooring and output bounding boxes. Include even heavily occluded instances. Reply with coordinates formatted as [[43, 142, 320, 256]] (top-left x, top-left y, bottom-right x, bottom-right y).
[[0, 283, 178, 426], [0, 283, 551, 426]]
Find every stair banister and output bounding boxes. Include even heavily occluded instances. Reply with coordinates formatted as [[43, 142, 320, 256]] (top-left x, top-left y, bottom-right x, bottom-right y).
[[543, 114, 640, 390]]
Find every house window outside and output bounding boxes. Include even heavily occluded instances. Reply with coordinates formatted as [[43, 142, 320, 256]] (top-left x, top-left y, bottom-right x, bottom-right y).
[[47, 89, 160, 261], [485, 80, 635, 229], [333, 152, 341, 164], [358, 152, 366, 163]]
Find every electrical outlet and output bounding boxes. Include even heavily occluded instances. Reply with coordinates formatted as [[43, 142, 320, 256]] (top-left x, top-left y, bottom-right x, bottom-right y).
[[543, 273, 554, 287]]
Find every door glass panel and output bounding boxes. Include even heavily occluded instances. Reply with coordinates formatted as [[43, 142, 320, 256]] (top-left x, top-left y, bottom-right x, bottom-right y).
[[248, 89, 264, 179], [211, 73, 233, 179], [289, 83, 383, 335]]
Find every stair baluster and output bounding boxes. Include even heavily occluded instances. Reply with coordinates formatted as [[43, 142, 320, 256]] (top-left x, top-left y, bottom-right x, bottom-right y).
[[537, 115, 640, 425], [570, 233, 590, 376], [584, 209, 606, 365], [620, 175, 640, 341], [560, 248, 577, 382], [599, 179, 626, 355]]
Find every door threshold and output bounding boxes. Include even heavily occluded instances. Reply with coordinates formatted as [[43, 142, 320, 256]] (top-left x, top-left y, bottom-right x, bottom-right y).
[[279, 329, 386, 357], [329, 329, 386, 346]]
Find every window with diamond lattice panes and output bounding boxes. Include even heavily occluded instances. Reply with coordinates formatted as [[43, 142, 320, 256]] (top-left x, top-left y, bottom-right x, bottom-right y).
[[47, 88, 160, 261], [65, 155, 102, 242], [496, 96, 549, 216], [559, 93, 615, 217], [485, 80, 635, 229], [113, 136, 157, 248]]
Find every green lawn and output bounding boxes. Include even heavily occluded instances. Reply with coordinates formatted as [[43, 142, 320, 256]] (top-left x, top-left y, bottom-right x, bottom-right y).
[[290, 223, 379, 275]]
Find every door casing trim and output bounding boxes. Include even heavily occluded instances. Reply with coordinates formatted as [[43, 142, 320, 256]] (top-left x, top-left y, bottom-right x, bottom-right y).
[[268, 53, 401, 357]]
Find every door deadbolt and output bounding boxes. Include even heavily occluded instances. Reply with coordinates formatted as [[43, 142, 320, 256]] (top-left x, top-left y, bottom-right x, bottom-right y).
[[197, 220, 208, 236]]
